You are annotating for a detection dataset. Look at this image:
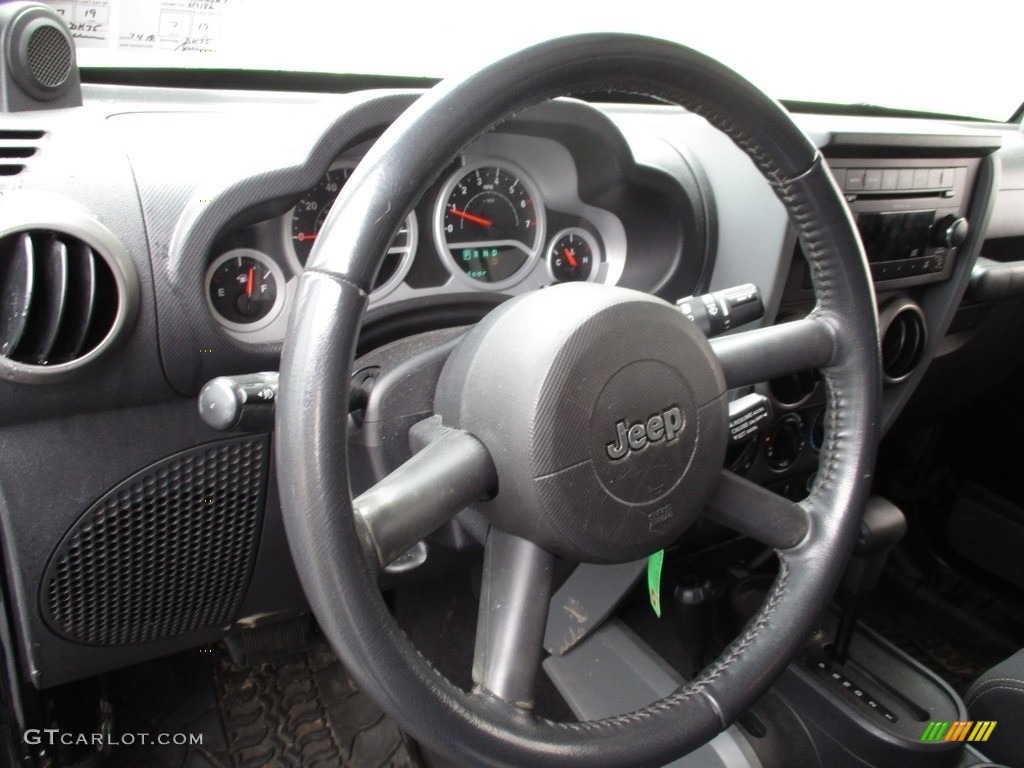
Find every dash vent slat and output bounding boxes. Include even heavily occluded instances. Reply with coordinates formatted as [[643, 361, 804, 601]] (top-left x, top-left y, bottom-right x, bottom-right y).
[[0, 130, 45, 141], [0, 233, 34, 355], [51, 240, 96, 360], [0, 146, 36, 159], [0, 129, 44, 176], [19, 237, 68, 364], [0, 229, 120, 368]]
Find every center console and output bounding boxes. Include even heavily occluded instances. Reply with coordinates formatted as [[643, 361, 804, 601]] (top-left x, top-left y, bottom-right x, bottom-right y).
[[777, 617, 968, 768], [772, 497, 966, 767], [742, 139, 998, 499], [730, 139, 1004, 764]]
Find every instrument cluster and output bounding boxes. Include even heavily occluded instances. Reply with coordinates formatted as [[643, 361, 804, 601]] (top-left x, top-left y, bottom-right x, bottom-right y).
[[203, 131, 634, 338]]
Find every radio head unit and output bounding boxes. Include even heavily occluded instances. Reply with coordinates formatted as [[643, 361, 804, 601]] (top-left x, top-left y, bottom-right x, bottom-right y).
[[856, 208, 967, 280], [827, 159, 981, 288]]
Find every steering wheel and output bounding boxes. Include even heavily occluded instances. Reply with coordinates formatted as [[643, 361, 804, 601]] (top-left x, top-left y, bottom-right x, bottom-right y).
[[276, 34, 880, 768]]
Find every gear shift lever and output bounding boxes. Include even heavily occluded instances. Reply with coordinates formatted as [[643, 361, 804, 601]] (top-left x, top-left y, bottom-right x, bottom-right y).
[[832, 497, 907, 663]]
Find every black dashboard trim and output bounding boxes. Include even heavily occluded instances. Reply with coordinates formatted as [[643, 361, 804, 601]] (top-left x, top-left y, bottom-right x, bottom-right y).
[[82, 66, 439, 94], [822, 133, 1002, 158]]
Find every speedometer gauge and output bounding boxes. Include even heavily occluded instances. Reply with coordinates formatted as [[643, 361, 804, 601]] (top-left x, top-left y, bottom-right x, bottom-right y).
[[291, 166, 353, 265], [288, 163, 417, 297], [435, 160, 544, 289]]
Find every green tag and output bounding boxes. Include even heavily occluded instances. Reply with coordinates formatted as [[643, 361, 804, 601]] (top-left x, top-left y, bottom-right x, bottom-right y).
[[647, 549, 665, 618]]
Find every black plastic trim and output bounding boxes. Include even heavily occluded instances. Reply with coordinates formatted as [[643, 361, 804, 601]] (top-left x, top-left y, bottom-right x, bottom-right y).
[[81, 66, 438, 94], [822, 134, 1002, 159]]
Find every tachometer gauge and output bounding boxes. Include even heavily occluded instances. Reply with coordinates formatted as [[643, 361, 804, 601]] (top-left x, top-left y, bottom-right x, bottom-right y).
[[289, 163, 417, 296], [548, 228, 599, 283], [206, 249, 285, 332], [435, 160, 544, 289]]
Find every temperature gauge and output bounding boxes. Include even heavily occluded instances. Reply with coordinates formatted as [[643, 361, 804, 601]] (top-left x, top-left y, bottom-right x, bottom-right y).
[[206, 249, 285, 331], [548, 228, 599, 283]]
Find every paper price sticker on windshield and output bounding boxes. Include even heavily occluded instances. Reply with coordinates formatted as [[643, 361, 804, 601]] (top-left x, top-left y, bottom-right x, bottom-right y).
[[44, 0, 234, 53], [45, 1, 111, 48], [119, 0, 231, 52]]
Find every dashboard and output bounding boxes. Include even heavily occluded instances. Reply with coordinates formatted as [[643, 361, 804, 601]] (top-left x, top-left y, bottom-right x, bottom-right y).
[[0, 62, 1021, 697], [96, 95, 715, 395]]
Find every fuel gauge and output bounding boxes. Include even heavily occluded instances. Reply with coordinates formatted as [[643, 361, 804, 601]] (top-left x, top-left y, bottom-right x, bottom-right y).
[[548, 228, 599, 283], [206, 249, 285, 332]]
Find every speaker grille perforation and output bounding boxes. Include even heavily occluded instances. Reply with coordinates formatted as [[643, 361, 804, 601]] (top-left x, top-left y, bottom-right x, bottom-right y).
[[42, 437, 269, 646], [26, 25, 71, 89]]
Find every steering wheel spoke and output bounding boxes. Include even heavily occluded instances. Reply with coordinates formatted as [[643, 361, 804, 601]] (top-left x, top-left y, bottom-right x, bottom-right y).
[[354, 422, 497, 571], [710, 315, 834, 390], [472, 528, 556, 710], [705, 470, 810, 550]]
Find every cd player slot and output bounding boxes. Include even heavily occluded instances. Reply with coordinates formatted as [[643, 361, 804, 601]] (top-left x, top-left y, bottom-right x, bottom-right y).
[[845, 190, 951, 202]]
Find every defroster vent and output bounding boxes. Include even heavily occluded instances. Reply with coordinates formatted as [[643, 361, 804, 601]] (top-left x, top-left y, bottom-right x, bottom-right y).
[[42, 436, 269, 646], [0, 128, 43, 176]]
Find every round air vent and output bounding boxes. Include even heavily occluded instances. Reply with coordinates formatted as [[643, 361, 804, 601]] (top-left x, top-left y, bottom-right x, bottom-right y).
[[0, 203, 138, 381], [769, 369, 819, 407], [879, 297, 927, 385]]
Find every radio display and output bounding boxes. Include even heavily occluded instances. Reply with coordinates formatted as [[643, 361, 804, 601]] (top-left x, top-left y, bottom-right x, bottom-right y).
[[856, 210, 934, 263]]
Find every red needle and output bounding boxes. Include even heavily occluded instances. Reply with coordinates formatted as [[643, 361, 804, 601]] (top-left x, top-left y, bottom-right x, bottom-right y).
[[245, 266, 254, 297], [449, 207, 493, 227], [563, 247, 579, 268], [295, 233, 316, 242]]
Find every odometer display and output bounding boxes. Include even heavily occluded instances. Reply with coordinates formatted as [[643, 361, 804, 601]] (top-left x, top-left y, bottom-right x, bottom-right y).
[[435, 161, 544, 287]]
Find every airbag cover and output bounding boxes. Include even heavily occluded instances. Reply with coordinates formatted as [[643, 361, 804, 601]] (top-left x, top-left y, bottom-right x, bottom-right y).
[[434, 282, 727, 562]]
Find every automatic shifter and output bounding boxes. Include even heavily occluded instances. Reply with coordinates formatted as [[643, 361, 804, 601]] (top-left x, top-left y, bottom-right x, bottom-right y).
[[832, 497, 907, 663]]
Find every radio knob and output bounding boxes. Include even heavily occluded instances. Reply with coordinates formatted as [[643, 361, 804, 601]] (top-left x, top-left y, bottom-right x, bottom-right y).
[[933, 215, 969, 248]]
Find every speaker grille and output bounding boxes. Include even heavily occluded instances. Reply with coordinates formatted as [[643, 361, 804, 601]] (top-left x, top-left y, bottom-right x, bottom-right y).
[[25, 25, 71, 89], [42, 437, 269, 646]]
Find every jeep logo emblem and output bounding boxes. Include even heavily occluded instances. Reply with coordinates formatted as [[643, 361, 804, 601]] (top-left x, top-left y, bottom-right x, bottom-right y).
[[606, 406, 684, 460]]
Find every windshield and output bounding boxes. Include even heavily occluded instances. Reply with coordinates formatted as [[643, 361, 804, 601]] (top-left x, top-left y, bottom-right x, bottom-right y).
[[55, 0, 1020, 122]]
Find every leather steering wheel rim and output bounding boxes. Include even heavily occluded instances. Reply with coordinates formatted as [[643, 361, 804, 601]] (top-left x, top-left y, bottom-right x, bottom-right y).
[[277, 33, 880, 768]]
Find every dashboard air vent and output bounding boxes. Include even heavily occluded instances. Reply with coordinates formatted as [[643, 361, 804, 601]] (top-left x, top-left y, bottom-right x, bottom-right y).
[[879, 298, 927, 386], [0, 211, 139, 381], [0, 230, 117, 365], [0, 129, 44, 175]]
